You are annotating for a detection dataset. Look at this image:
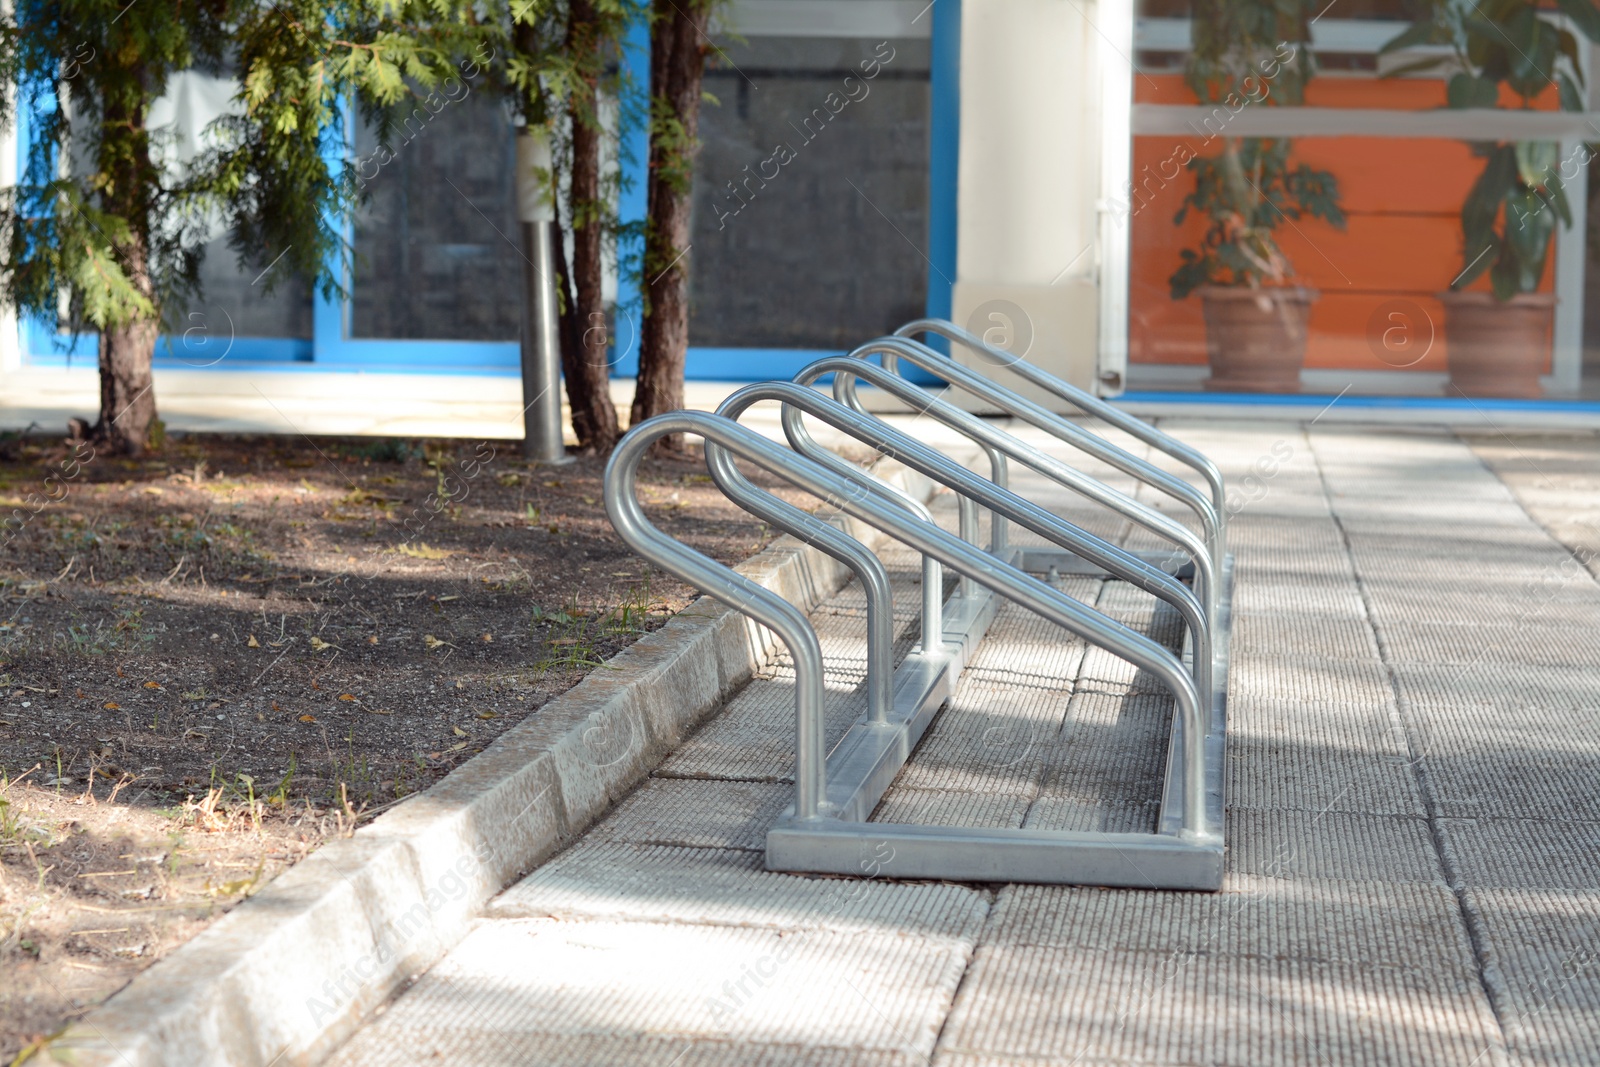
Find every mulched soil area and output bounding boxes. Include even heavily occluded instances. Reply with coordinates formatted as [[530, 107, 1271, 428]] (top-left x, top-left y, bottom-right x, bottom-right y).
[[0, 429, 813, 1060]]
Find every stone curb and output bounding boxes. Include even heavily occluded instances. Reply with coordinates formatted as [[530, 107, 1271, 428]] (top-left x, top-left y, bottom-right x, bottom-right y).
[[45, 466, 933, 1067]]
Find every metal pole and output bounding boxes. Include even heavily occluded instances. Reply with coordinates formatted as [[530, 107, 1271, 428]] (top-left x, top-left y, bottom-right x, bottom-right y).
[[517, 129, 568, 464]]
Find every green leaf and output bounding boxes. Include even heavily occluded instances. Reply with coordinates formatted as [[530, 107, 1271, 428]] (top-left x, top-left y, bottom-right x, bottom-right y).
[[1491, 255, 1521, 300], [1557, 29, 1583, 82], [1500, 182, 1557, 296], [1556, 0, 1600, 44], [1558, 71, 1586, 112], [1463, 145, 1518, 237], [1515, 141, 1560, 187], [1447, 72, 1501, 108], [1504, 10, 1551, 95], [1548, 176, 1574, 228], [1456, 234, 1501, 290]]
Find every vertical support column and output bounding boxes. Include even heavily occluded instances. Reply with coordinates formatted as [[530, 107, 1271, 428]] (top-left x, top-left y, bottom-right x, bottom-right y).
[[611, 11, 652, 378], [925, 0, 962, 355], [312, 96, 351, 364], [1096, 0, 1134, 397], [952, 0, 1102, 407], [517, 127, 569, 464], [1552, 134, 1586, 394]]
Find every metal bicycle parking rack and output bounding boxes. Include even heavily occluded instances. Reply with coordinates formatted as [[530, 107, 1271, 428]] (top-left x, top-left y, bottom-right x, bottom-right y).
[[602, 320, 1233, 891]]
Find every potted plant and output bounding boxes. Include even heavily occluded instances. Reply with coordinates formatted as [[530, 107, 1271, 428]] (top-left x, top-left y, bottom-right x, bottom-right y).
[[1170, 1, 1345, 392], [1382, 0, 1600, 397]]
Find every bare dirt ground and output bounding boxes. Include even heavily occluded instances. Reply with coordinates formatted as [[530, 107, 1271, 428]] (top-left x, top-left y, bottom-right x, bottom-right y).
[[0, 429, 807, 1061]]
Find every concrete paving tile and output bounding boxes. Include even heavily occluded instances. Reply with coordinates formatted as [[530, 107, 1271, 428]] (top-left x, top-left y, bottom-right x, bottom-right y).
[[1391, 663, 1600, 712], [891, 671, 1073, 796], [1227, 695, 1403, 754], [1339, 520, 1556, 553], [654, 673, 869, 783], [871, 788, 1033, 830], [1036, 745, 1167, 811], [1227, 735, 1424, 817], [1232, 578, 1370, 619], [1330, 503, 1534, 534], [1231, 552, 1356, 586], [1224, 519, 1346, 556], [986, 877, 1476, 976], [1076, 650, 1185, 697], [1371, 622, 1600, 669], [1020, 796, 1160, 834], [961, 600, 1089, 688], [1438, 818, 1600, 891], [1227, 809, 1446, 885], [1066, 689, 1176, 739], [817, 563, 952, 625], [1026, 691, 1173, 811], [1466, 887, 1600, 1067], [1360, 586, 1600, 630], [1400, 702, 1600, 749], [1391, 715, 1600, 822], [1227, 657, 1396, 706], [937, 944, 1502, 1067], [327, 919, 972, 1065], [1369, 595, 1600, 634], [1228, 497, 1339, 523], [1037, 761, 1168, 818], [1093, 585, 1189, 645], [587, 779, 792, 851], [490, 842, 990, 939], [1231, 610, 1381, 661]]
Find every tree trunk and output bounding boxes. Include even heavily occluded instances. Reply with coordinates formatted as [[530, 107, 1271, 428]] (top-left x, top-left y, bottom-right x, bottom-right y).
[[630, 0, 712, 445], [553, 210, 587, 441], [96, 259, 158, 456], [94, 96, 158, 456], [563, 0, 622, 454]]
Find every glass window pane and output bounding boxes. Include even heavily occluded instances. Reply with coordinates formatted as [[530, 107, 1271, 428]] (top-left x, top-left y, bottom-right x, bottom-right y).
[[690, 36, 930, 348], [350, 93, 522, 341], [1126, 2, 1591, 400], [176, 238, 312, 341]]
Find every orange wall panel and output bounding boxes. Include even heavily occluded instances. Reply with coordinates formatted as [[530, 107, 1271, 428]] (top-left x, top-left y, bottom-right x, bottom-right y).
[[1304, 293, 1449, 372], [1291, 137, 1479, 214], [1272, 215, 1460, 294], [1129, 71, 1561, 370]]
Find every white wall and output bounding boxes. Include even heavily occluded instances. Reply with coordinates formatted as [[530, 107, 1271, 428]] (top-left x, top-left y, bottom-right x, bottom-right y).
[[952, 0, 1105, 403]]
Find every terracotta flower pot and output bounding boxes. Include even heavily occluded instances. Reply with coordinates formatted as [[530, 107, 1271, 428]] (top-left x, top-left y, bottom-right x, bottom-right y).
[[1198, 286, 1316, 393], [1437, 290, 1553, 399]]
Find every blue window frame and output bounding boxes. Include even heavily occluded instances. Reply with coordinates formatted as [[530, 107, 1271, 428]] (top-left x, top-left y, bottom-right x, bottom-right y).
[[16, 2, 960, 381]]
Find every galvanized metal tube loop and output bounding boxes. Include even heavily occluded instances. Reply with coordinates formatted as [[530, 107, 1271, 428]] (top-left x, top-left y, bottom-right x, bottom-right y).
[[893, 317, 1229, 529], [862, 336, 1224, 576], [604, 418, 829, 821], [613, 411, 1212, 840], [976, 443, 1010, 556], [956, 494, 980, 599], [703, 444, 895, 726], [744, 399, 947, 653], [717, 383, 1211, 705], [820, 357, 1218, 636]]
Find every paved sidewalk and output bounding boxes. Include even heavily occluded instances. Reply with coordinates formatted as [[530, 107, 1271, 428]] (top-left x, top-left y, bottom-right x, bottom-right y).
[[319, 421, 1600, 1066]]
